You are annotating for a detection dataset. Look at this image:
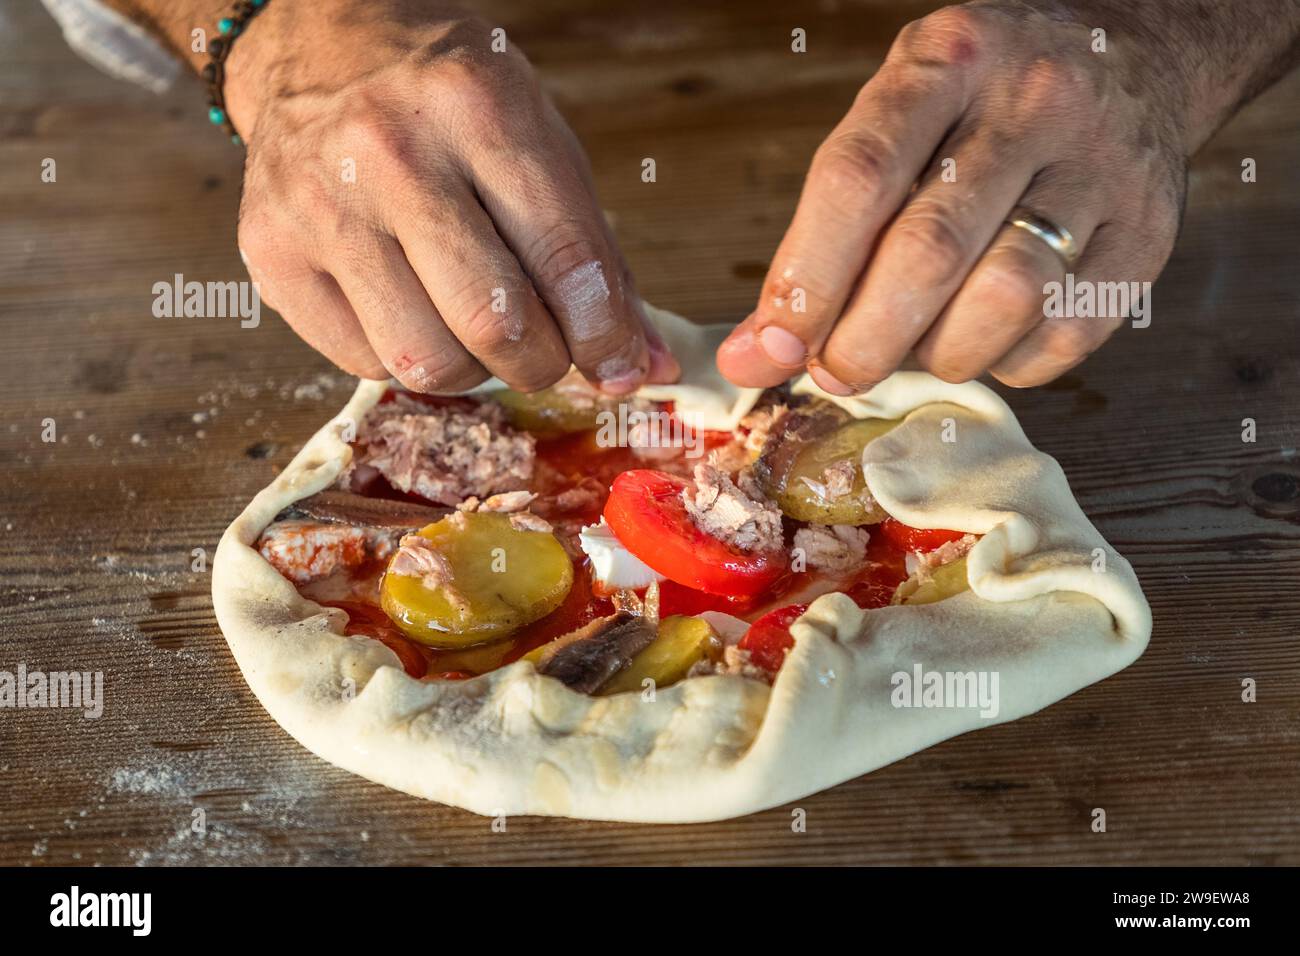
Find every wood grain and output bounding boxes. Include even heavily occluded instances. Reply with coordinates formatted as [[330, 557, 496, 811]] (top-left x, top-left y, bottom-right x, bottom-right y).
[[1, 0, 1297, 866]]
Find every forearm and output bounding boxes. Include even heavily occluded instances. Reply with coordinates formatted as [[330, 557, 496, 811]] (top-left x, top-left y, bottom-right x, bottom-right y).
[[1031, 0, 1300, 152], [98, 1, 477, 141]]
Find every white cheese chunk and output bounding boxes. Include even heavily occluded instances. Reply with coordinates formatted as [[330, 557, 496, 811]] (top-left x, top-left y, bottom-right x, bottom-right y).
[[578, 520, 665, 589]]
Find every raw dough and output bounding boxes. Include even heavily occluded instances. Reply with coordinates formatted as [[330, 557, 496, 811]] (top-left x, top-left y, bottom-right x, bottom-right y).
[[212, 308, 1151, 822]]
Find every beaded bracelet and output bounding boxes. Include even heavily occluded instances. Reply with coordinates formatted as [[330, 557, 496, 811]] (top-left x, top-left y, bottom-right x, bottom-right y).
[[201, 0, 270, 145]]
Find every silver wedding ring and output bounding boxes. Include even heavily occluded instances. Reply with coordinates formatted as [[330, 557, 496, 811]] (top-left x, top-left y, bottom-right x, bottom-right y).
[[1006, 206, 1080, 268]]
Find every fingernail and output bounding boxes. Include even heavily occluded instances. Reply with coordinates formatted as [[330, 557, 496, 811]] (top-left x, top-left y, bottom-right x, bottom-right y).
[[808, 365, 856, 396], [648, 347, 681, 383], [598, 363, 645, 396], [758, 325, 807, 367], [719, 323, 756, 355], [644, 330, 680, 377]]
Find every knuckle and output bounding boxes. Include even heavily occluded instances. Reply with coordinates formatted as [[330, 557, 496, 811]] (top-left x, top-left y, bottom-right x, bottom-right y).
[[1013, 58, 1088, 118], [528, 227, 605, 287], [454, 292, 528, 357], [574, 327, 639, 374], [339, 110, 414, 170], [916, 347, 980, 385], [436, 48, 536, 127], [1040, 320, 1097, 365], [236, 212, 282, 267], [503, 356, 569, 393], [811, 134, 893, 204], [819, 348, 891, 390], [891, 208, 970, 285], [896, 6, 990, 67], [992, 323, 1096, 387], [391, 350, 485, 394], [977, 253, 1050, 319]]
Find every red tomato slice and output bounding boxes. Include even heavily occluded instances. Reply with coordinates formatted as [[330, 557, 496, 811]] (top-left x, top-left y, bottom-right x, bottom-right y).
[[655, 578, 760, 617], [878, 517, 967, 554], [603, 470, 784, 597], [844, 571, 900, 610], [739, 603, 808, 674]]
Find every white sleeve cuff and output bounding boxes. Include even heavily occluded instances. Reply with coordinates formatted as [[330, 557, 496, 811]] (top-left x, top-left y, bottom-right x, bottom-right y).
[[40, 0, 181, 94]]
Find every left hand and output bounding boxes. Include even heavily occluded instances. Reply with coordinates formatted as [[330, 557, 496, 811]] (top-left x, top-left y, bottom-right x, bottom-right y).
[[716, 1, 1190, 393]]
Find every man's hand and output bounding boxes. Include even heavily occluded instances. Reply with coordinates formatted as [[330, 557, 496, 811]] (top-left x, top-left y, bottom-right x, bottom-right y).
[[718, 0, 1300, 393], [119, 0, 679, 394]]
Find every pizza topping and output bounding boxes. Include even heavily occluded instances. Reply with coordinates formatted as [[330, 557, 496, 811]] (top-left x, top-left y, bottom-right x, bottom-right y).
[[681, 463, 784, 555], [493, 370, 659, 435], [740, 402, 787, 455], [599, 615, 722, 695], [604, 469, 785, 597], [792, 523, 870, 573], [276, 489, 450, 529], [754, 404, 894, 524], [508, 512, 554, 533], [453, 490, 552, 531], [738, 603, 808, 676], [655, 578, 759, 618], [257, 520, 398, 585], [550, 479, 606, 515], [579, 519, 665, 589], [891, 531, 977, 605], [877, 518, 969, 554], [457, 490, 538, 514], [380, 511, 573, 647], [689, 645, 770, 683], [907, 533, 978, 581], [752, 402, 850, 496], [525, 610, 657, 694], [798, 458, 856, 503], [896, 555, 972, 605], [345, 392, 535, 506], [388, 534, 469, 611], [267, 386, 991, 694]]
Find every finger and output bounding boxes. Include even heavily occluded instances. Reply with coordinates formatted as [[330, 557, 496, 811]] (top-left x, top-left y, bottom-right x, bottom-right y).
[[813, 126, 1039, 392], [238, 223, 388, 379], [330, 232, 491, 393], [393, 186, 573, 393], [470, 127, 653, 395], [989, 223, 1151, 387], [913, 170, 1105, 383], [544, 102, 681, 384], [718, 12, 991, 387], [261, 267, 388, 379]]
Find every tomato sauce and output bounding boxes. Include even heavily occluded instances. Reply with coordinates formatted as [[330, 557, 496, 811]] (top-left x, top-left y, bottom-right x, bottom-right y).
[[322, 388, 938, 682]]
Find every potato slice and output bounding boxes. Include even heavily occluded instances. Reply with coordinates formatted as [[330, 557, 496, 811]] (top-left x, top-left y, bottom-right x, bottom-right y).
[[491, 386, 602, 434], [776, 417, 900, 524], [381, 512, 573, 648], [902, 556, 971, 605], [598, 615, 721, 696]]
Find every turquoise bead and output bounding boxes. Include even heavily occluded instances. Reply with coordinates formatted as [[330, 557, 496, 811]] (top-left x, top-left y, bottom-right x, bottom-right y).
[[209, 106, 226, 125], [231, 135, 242, 146], [218, 18, 234, 35], [252, 0, 266, 7]]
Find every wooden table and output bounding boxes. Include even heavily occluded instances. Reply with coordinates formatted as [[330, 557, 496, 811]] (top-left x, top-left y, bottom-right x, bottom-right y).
[[2, 0, 1297, 866]]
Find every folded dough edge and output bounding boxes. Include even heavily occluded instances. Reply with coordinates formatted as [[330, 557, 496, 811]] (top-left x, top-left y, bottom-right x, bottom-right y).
[[212, 308, 1151, 823]]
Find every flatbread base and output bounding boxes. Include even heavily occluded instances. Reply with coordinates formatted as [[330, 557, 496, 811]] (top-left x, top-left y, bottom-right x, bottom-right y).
[[213, 309, 1150, 822]]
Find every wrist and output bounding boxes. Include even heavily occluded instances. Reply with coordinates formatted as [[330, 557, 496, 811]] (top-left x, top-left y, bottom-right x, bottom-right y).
[[221, 0, 292, 140]]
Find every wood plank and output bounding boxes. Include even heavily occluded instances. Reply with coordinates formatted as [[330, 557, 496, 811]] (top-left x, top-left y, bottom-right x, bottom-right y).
[[1, 0, 1297, 865]]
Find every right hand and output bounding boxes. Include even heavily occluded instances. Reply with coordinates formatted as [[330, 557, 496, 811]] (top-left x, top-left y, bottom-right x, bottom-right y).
[[225, 0, 679, 394]]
